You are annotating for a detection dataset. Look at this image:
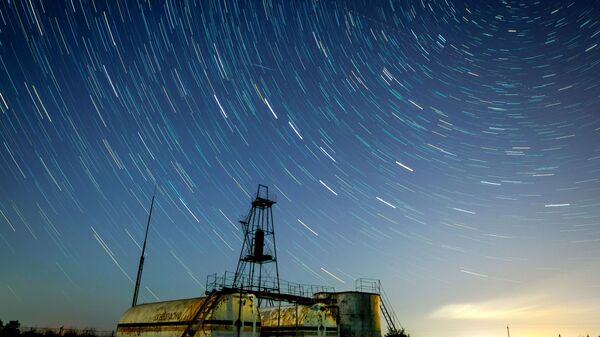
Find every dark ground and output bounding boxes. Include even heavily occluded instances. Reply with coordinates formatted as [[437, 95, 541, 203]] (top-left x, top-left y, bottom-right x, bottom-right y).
[[0, 321, 114, 337]]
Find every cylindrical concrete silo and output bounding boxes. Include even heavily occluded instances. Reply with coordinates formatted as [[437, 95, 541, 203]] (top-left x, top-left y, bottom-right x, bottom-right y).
[[260, 303, 338, 337], [116, 292, 260, 337], [314, 292, 381, 337]]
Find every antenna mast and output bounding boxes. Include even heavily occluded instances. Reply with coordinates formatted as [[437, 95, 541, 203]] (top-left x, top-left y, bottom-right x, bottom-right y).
[[132, 189, 156, 307]]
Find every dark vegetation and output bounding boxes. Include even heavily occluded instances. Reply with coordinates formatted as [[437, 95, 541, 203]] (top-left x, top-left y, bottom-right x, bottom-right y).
[[385, 328, 410, 337], [0, 321, 113, 337]]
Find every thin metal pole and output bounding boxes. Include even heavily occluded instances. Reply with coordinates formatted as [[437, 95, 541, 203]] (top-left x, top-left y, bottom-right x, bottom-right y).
[[132, 188, 156, 307], [237, 284, 243, 337], [270, 206, 281, 293]]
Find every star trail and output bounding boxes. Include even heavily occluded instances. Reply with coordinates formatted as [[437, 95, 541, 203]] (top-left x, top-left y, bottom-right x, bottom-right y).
[[1, 1, 599, 336]]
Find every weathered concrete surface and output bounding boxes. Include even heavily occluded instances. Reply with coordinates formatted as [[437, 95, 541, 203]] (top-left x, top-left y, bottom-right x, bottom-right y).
[[260, 303, 338, 337], [116, 293, 260, 337], [314, 292, 381, 337]]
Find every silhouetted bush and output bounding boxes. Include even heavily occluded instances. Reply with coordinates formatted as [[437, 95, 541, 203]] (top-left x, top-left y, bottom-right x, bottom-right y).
[[63, 329, 79, 337], [0, 320, 21, 337], [80, 329, 96, 337], [0, 321, 112, 337], [385, 328, 410, 337]]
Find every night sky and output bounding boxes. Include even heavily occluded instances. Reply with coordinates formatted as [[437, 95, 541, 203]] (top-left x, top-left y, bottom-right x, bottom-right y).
[[1, 0, 600, 336]]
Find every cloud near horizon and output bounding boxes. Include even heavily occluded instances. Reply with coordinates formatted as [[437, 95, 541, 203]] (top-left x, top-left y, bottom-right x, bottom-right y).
[[429, 295, 581, 320], [429, 267, 600, 322]]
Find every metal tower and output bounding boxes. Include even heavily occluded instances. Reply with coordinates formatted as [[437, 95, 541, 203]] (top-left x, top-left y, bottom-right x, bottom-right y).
[[232, 184, 280, 297]]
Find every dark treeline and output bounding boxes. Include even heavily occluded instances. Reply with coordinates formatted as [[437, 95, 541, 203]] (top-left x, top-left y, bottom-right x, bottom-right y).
[[385, 328, 410, 337], [0, 320, 114, 337]]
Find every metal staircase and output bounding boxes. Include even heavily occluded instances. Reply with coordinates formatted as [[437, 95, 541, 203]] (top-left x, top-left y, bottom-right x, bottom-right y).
[[181, 291, 223, 337], [379, 286, 402, 334]]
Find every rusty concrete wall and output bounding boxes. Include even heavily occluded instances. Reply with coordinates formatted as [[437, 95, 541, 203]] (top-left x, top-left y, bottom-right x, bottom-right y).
[[314, 292, 381, 337], [116, 293, 259, 337], [260, 303, 338, 337]]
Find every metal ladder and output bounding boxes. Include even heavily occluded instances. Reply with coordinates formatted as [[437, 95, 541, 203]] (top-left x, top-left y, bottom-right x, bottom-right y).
[[379, 286, 401, 334], [181, 291, 222, 337]]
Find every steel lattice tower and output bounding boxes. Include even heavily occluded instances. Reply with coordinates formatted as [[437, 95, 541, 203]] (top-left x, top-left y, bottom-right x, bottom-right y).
[[232, 184, 280, 298]]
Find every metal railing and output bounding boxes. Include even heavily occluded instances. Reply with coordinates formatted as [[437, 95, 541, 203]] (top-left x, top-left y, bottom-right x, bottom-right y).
[[206, 271, 334, 298], [355, 278, 381, 293]]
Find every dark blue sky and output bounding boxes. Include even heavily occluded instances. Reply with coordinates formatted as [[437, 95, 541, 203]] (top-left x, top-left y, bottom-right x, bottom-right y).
[[1, 1, 599, 336]]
